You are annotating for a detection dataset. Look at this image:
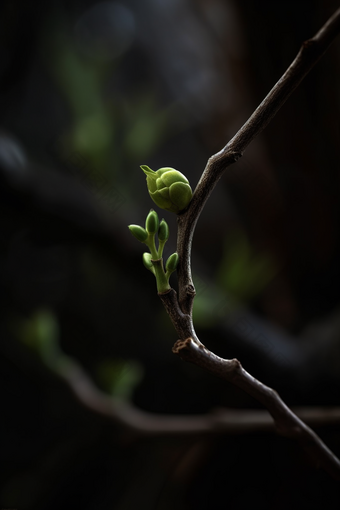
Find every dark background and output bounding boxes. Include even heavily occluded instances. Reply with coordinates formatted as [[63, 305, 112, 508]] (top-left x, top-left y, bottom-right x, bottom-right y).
[[1, 0, 340, 508]]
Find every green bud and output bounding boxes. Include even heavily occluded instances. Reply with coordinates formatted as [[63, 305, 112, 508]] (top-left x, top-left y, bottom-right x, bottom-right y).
[[158, 219, 169, 242], [141, 165, 192, 214], [142, 252, 154, 272], [128, 225, 148, 243], [145, 209, 159, 234], [166, 252, 179, 273]]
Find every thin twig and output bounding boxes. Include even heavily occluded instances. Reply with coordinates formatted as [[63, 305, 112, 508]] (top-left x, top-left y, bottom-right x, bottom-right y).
[[177, 7, 340, 315], [173, 338, 340, 480], [162, 7, 340, 480], [57, 354, 340, 438]]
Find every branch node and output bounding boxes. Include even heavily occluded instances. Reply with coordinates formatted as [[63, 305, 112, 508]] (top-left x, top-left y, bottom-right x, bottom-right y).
[[229, 150, 243, 162], [172, 337, 193, 354], [157, 288, 172, 296], [303, 38, 315, 49], [187, 284, 196, 297]]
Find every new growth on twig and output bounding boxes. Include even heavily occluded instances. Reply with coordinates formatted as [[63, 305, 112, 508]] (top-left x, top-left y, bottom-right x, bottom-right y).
[[128, 7, 340, 481]]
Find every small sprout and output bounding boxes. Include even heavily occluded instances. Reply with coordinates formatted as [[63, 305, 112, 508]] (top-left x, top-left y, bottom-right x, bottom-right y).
[[145, 209, 159, 234], [157, 218, 169, 258], [142, 252, 155, 273], [158, 219, 169, 242], [129, 209, 178, 292], [166, 252, 179, 274], [141, 165, 192, 214], [128, 225, 148, 243]]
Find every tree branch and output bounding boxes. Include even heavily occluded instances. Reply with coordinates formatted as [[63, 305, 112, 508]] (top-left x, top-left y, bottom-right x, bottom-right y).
[[163, 7, 340, 481], [173, 337, 340, 480], [177, 7, 340, 314], [57, 352, 340, 438]]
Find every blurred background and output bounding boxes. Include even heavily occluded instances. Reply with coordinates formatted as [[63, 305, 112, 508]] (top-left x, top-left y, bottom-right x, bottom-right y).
[[1, 0, 340, 508]]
